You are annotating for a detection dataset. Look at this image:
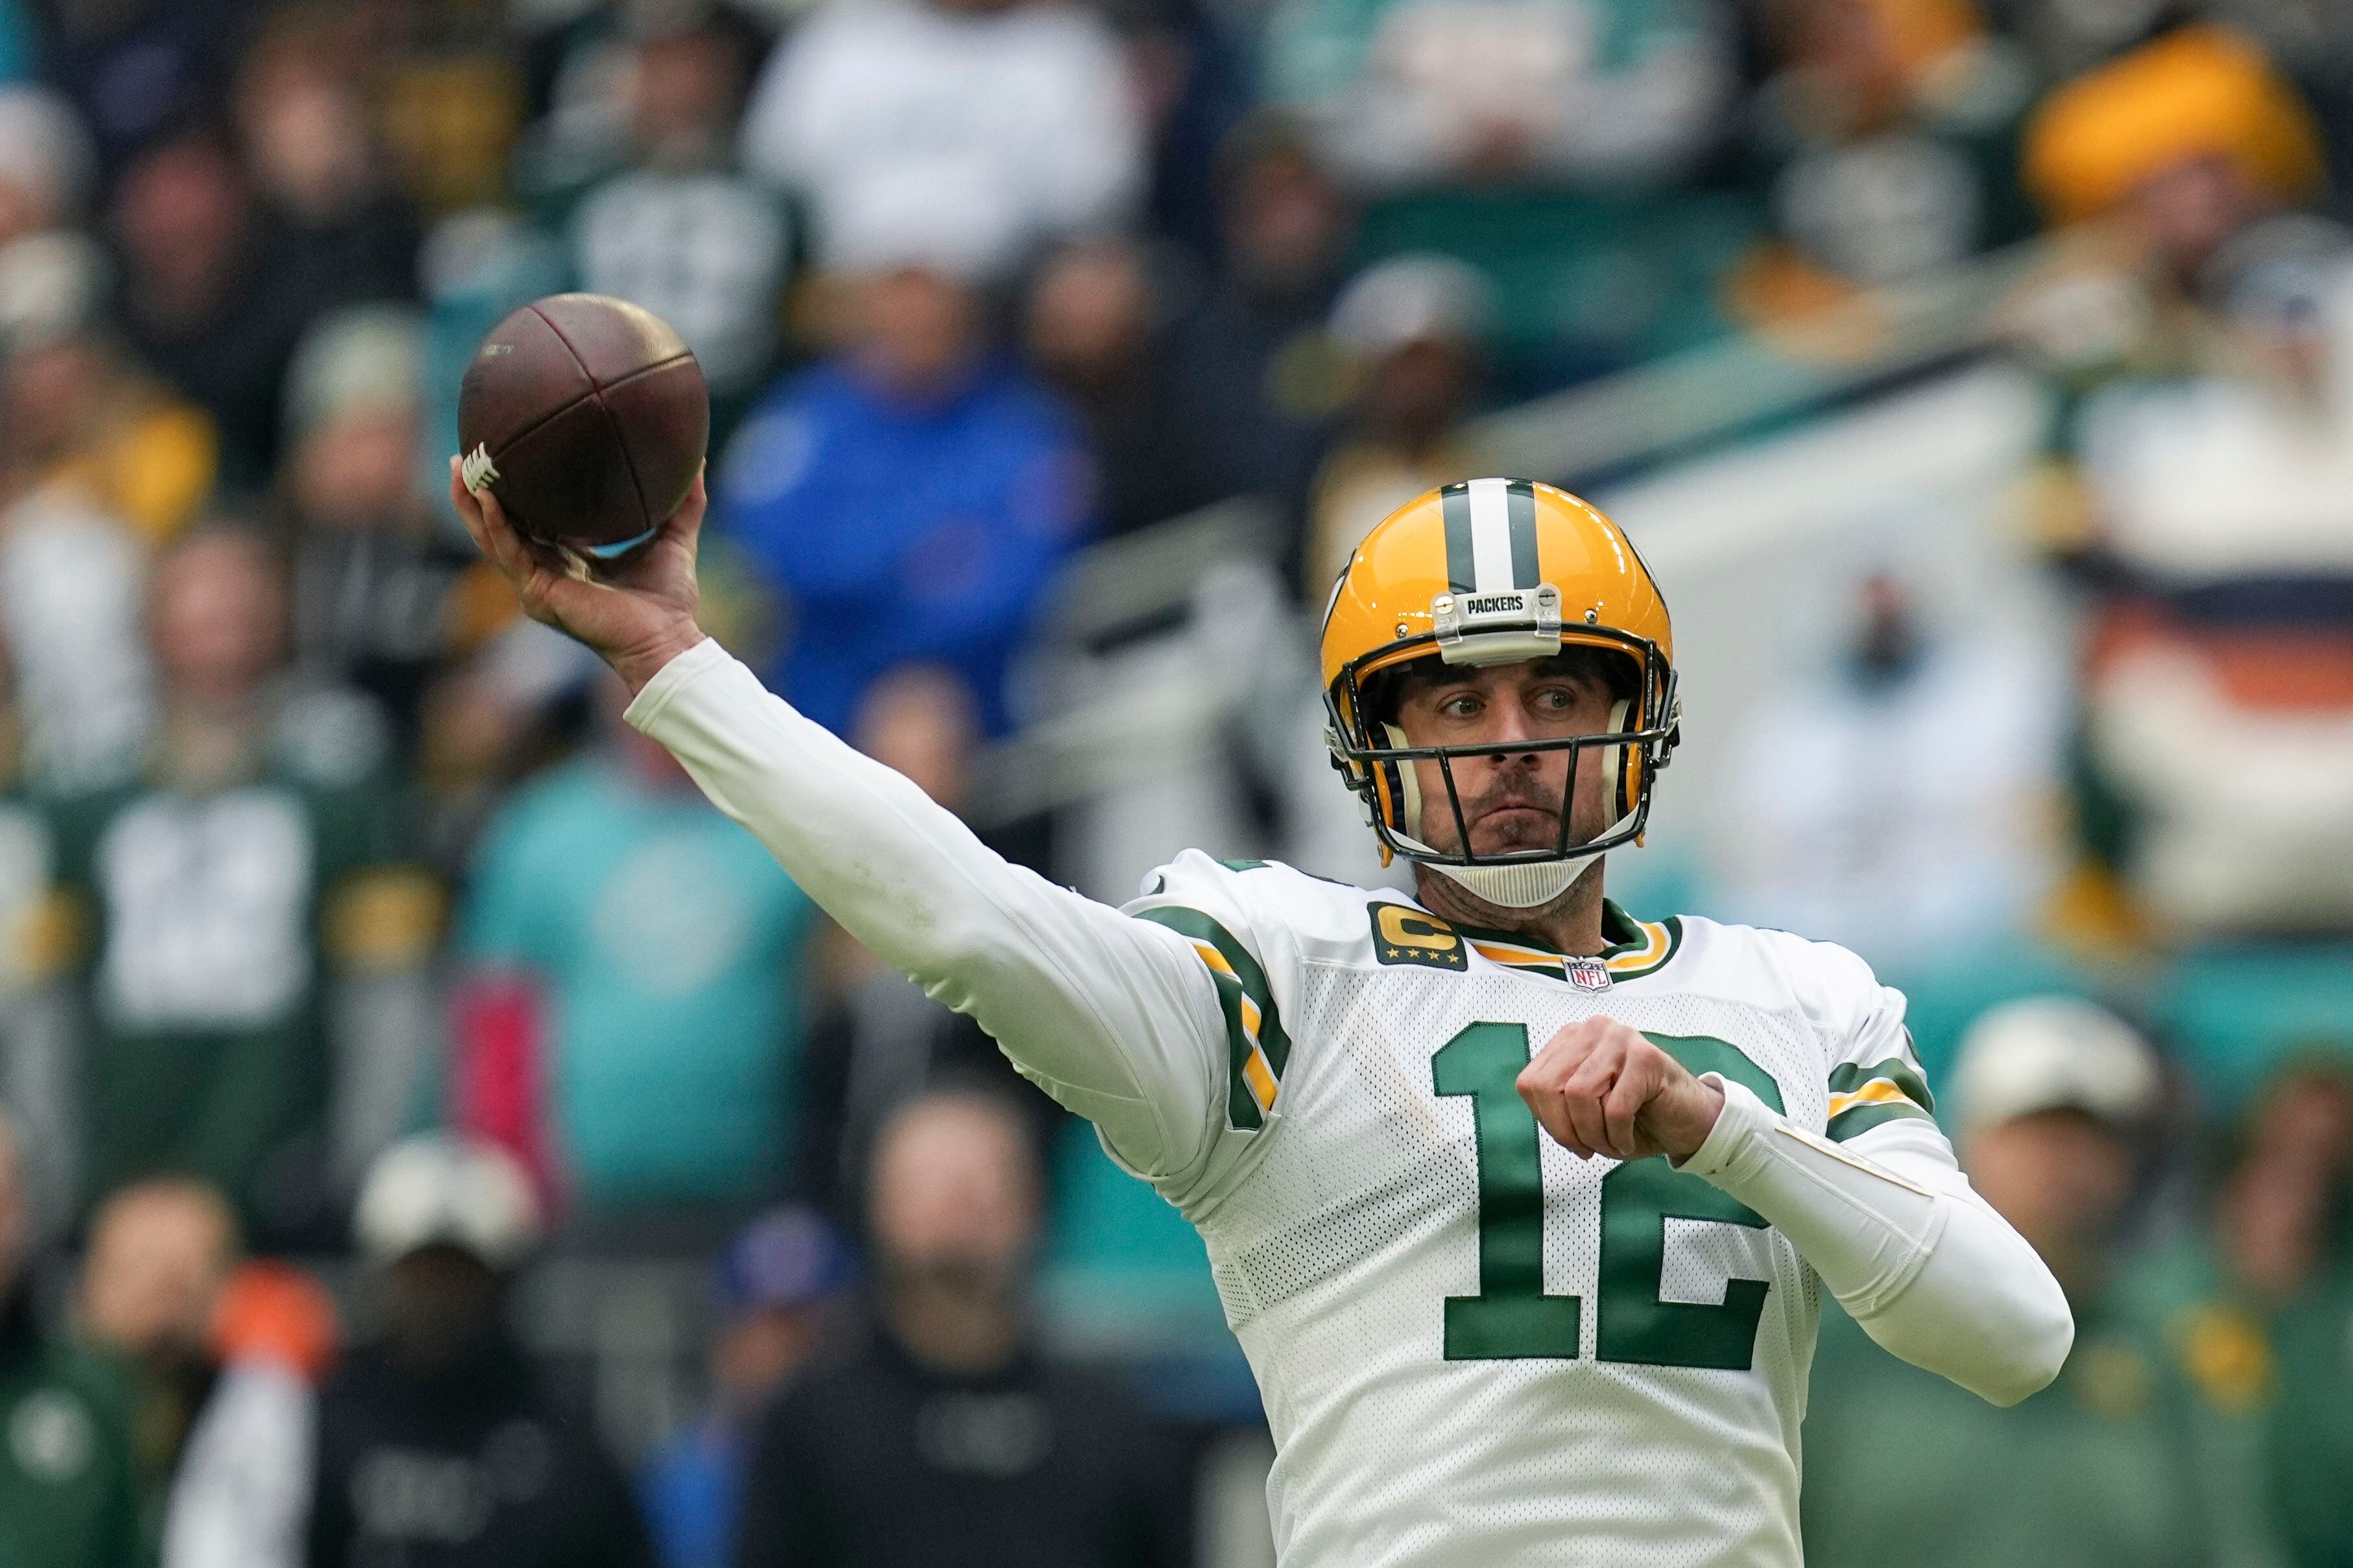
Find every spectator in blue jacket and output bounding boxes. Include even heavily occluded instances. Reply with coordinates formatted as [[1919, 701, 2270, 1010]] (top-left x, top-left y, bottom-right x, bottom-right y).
[[713, 255, 1095, 740], [638, 1207, 852, 1568]]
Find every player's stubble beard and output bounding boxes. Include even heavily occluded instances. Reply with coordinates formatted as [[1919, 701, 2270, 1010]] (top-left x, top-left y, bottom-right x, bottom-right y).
[[1409, 757, 1610, 951]]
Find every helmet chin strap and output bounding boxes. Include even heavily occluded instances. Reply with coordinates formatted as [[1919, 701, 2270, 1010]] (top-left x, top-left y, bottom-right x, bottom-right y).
[[1379, 701, 1632, 911]]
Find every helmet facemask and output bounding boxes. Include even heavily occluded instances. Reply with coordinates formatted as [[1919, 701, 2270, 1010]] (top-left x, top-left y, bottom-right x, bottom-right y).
[[1324, 630, 1679, 909]]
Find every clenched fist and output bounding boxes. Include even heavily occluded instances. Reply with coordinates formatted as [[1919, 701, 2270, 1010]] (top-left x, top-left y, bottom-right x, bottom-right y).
[[1516, 1017, 1726, 1163]]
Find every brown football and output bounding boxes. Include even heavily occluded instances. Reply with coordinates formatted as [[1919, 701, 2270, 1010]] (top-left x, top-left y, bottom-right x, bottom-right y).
[[456, 294, 708, 558]]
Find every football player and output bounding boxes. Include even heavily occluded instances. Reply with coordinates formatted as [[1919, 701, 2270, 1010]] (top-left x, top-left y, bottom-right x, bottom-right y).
[[454, 465, 2072, 1567]]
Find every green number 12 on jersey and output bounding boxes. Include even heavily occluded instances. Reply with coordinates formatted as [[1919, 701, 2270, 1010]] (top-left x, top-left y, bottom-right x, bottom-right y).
[[1431, 1022, 1786, 1369]]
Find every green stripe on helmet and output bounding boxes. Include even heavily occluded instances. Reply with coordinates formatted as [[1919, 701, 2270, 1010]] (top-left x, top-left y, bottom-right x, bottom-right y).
[[1440, 482, 1476, 595], [1505, 480, 1539, 589]]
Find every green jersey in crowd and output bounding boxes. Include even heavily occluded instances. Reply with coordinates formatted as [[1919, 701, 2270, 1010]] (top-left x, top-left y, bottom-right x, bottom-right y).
[[2107, 1233, 2301, 1568], [43, 692, 436, 1245], [2264, 1263, 2353, 1568], [0, 1290, 140, 1568], [1802, 1292, 2226, 1568]]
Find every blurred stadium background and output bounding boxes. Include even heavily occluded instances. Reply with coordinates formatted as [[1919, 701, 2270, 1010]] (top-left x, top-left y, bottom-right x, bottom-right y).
[[2, 0, 2353, 1564]]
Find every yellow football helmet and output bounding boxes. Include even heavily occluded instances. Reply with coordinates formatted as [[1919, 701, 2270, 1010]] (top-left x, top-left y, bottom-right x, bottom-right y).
[[1320, 478, 1679, 905]]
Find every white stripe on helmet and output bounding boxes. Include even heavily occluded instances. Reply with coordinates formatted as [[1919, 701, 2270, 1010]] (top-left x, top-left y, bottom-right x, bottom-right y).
[[1466, 477, 1515, 593]]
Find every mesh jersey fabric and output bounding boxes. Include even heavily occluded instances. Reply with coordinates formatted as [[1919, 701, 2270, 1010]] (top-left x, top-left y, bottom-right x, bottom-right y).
[[1124, 854, 1941, 1568]]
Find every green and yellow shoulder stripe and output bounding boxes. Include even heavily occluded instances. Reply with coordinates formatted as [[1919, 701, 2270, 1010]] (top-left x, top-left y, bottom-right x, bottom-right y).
[[1133, 905, 1289, 1130], [1824, 1043, 1936, 1142]]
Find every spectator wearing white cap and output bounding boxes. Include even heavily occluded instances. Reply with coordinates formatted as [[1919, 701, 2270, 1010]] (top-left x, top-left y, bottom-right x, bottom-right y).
[[1300, 253, 1492, 597], [1944, 996, 2165, 1298], [1802, 998, 2224, 1568], [306, 1134, 656, 1568], [0, 239, 160, 787]]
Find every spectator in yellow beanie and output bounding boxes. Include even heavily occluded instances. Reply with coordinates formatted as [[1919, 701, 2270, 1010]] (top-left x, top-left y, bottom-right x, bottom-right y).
[[2024, 26, 2324, 281]]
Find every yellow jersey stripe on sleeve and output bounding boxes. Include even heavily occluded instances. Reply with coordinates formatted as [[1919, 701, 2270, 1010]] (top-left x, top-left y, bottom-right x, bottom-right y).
[[1134, 905, 1289, 1129]]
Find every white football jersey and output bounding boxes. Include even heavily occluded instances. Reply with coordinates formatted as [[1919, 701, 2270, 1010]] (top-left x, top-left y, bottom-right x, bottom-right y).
[[623, 641, 2025, 1568], [1119, 853, 1942, 1568]]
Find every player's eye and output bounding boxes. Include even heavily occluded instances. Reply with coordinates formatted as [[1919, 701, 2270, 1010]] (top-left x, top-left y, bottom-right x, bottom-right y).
[[1438, 692, 1483, 719], [1531, 685, 1576, 712]]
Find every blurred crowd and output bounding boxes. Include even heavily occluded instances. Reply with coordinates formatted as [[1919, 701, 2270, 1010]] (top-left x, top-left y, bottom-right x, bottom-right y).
[[1, 0, 2352, 1563]]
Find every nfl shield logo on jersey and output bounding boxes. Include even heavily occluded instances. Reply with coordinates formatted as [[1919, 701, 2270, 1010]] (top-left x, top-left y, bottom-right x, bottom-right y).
[[1566, 957, 1612, 992]]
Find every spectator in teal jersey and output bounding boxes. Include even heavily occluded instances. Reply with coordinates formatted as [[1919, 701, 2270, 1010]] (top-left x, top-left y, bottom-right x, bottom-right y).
[[1265, 0, 1728, 193], [453, 671, 819, 1218], [0, 3, 32, 81], [1263, 0, 1749, 377]]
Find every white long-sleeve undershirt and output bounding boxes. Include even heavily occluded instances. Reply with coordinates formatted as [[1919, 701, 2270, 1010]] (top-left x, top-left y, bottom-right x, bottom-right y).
[[625, 637, 1235, 1187], [626, 637, 2070, 1404], [1678, 1076, 2072, 1405]]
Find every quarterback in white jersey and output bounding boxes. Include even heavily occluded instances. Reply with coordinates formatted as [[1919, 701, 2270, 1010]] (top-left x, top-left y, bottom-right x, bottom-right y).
[[453, 464, 2072, 1567]]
